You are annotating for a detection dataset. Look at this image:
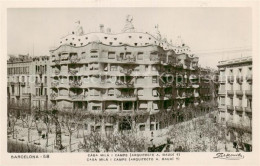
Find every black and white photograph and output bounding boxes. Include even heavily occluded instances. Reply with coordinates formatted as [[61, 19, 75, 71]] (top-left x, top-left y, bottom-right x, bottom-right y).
[[1, 1, 260, 166]]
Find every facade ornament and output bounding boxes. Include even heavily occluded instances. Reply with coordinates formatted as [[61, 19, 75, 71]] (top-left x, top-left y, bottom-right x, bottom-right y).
[[122, 15, 135, 32], [72, 20, 84, 36], [154, 24, 161, 40]]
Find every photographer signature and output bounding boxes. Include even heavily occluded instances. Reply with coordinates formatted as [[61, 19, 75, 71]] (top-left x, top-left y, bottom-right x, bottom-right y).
[[213, 153, 244, 160]]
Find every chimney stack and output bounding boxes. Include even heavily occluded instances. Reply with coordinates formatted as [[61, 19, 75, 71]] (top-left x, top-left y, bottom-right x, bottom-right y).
[[106, 28, 111, 34], [99, 24, 104, 33]]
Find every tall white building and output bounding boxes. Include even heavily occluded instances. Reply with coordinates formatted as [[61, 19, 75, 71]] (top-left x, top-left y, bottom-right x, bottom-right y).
[[217, 55, 252, 151]]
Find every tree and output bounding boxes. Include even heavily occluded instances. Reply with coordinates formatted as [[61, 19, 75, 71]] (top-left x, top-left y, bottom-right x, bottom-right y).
[[7, 108, 19, 139], [60, 108, 85, 152], [21, 112, 35, 143]]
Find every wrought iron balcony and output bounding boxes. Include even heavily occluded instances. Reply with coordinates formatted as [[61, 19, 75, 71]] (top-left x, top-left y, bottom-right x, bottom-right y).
[[69, 81, 82, 88], [69, 94, 84, 100], [54, 70, 60, 75], [20, 82, 26, 86], [245, 107, 252, 113], [236, 76, 243, 83], [120, 69, 132, 75], [116, 94, 137, 101], [227, 76, 234, 83], [226, 121, 251, 132], [227, 105, 234, 111], [165, 94, 172, 98], [69, 57, 80, 64], [51, 81, 59, 87], [118, 57, 136, 63], [68, 69, 78, 75], [245, 90, 252, 96], [54, 59, 60, 64], [115, 81, 134, 87], [235, 106, 243, 112], [50, 93, 57, 100], [218, 76, 226, 83], [235, 90, 243, 96], [246, 74, 252, 82], [176, 62, 183, 68]]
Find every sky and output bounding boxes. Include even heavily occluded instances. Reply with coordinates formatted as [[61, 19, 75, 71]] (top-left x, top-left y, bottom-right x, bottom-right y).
[[7, 8, 252, 68]]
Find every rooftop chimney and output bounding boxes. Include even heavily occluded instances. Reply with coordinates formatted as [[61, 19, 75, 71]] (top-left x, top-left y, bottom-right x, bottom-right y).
[[99, 24, 104, 33], [106, 28, 111, 34]]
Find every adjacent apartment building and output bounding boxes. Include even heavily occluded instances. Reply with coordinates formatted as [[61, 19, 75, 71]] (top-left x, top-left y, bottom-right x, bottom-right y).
[[7, 54, 51, 114], [217, 55, 252, 151]]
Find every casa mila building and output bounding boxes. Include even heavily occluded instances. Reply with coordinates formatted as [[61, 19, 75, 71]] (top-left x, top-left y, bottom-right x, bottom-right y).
[[49, 15, 216, 134]]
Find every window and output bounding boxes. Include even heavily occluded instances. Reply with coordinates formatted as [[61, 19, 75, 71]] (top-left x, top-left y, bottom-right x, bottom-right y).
[[220, 97, 225, 106], [248, 99, 252, 108], [152, 65, 157, 71], [110, 65, 118, 71], [92, 106, 101, 110], [139, 125, 145, 131], [137, 89, 144, 96], [84, 124, 88, 130], [137, 52, 144, 60], [153, 102, 159, 110], [108, 89, 114, 96], [230, 98, 233, 106], [153, 89, 158, 97], [152, 76, 158, 83], [238, 98, 242, 106], [136, 76, 144, 84], [108, 52, 116, 59]]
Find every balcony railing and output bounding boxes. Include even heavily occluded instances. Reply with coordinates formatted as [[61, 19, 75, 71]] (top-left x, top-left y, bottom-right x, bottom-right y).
[[54, 59, 60, 64], [68, 69, 78, 75], [218, 76, 226, 83], [176, 62, 183, 68], [20, 82, 26, 86], [70, 57, 81, 64], [227, 105, 234, 111], [245, 107, 252, 113], [236, 76, 243, 83], [226, 121, 251, 132], [117, 57, 136, 63], [22, 93, 30, 96], [165, 94, 172, 98], [54, 70, 60, 75], [69, 94, 85, 100], [227, 76, 234, 83], [115, 81, 134, 87], [69, 81, 82, 88], [245, 90, 252, 96], [246, 74, 252, 82], [235, 90, 243, 96], [51, 81, 59, 87], [116, 94, 137, 100], [50, 93, 57, 100], [235, 106, 243, 112], [227, 90, 234, 96], [120, 69, 132, 75]]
